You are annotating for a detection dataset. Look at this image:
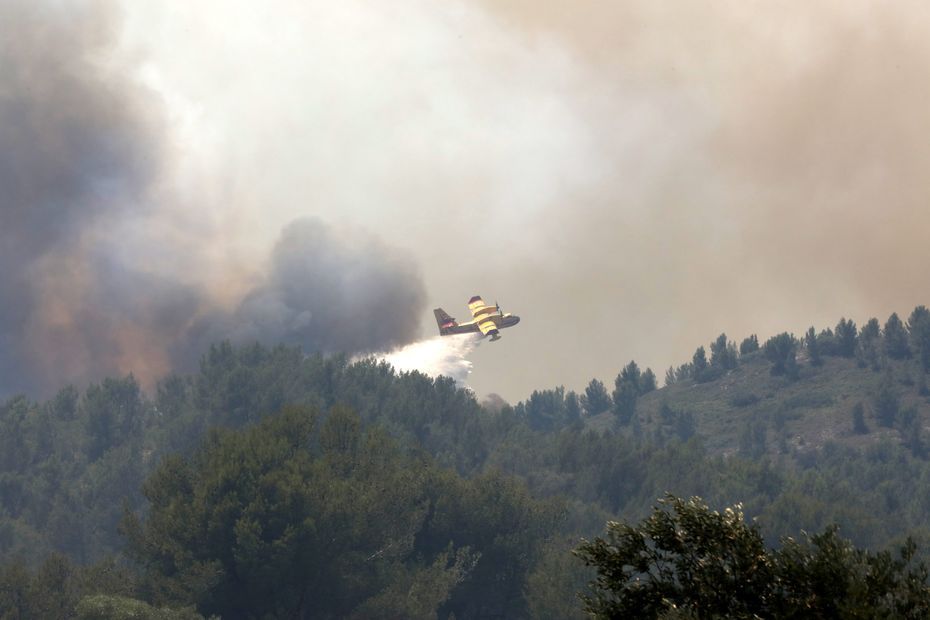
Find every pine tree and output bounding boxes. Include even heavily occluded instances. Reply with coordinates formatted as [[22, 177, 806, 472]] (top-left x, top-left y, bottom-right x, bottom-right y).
[[857, 318, 882, 370], [612, 362, 642, 425], [692, 346, 710, 382], [805, 327, 822, 366], [711, 333, 738, 371], [581, 379, 611, 417], [739, 334, 759, 355], [898, 406, 924, 457], [817, 328, 837, 356], [835, 318, 858, 357], [907, 306, 930, 371], [640, 368, 657, 393], [664, 366, 676, 387], [764, 333, 799, 380], [884, 313, 911, 359]]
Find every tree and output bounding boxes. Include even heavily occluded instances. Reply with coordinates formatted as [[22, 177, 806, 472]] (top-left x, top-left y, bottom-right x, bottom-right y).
[[764, 333, 798, 380], [575, 496, 773, 619], [612, 362, 641, 425], [817, 327, 838, 356], [640, 368, 657, 394], [873, 371, 899, 427], [82, 376, 145, 462], [524, 539, 591, 620], [524, 387, 580, 431], [918, 371, 930, 397], [834, 318, 858, 357], [806, 326, 822, 366], [738, 419, 767, 459], [576, 495, 930, 619], [710, 333, 738, 372], [123, 406, 475, 618], [122, 402, 557, 619], [674, 410, 697, 442], [664, 366, 676, 387], [739, 335, 759, 355], [775, 527, 930, 618], [564, 391, 582, 424], [580, 379, 611, 417], [691, 347, 711, 382], [908, 306, 930, 371], [75, 596, 203, 620], [122, 406, 323, 616], [612, 381, 637, 426], [851, 402, 868, 435], [858, 318, 882, 370], [885, 313, 911, 360], [860, 317, 881, 342], [619, 361, 641, 392], [898, 407, 924, 458]]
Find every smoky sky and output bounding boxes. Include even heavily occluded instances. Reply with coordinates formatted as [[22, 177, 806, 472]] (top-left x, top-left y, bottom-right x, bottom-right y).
[[116, 0, 930, 402], [5, 0, 930, 401], [0, 1, 426, 397], [0, 0, 169, 394]]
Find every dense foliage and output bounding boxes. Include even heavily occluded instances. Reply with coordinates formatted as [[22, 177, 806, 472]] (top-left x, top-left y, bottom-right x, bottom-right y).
[[122, 406, 560, 618], [577, 496, 930, 619], [1, 305, 929, 616]]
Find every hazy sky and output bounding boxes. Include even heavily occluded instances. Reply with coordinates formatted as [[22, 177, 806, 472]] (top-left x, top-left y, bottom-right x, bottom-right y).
[[3, 0, 929, 401]]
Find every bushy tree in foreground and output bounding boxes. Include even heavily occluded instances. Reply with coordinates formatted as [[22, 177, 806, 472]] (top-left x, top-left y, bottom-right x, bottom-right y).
[[576, 495, 930, 619], [123, 405, 559, 619]]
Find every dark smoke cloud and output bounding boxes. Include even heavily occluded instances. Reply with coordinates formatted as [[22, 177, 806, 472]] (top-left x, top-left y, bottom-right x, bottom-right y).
[[0, 0, 171, 394], [184, 218, 426, 360], [0, 1, 426, 397]]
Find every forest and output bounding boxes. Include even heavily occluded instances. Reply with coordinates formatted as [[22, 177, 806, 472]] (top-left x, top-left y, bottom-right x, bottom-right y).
[[2, 305, 930, 618]]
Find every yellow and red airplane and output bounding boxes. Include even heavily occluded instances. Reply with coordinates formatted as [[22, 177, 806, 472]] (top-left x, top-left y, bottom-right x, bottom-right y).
[[433, 296, 520, 342]]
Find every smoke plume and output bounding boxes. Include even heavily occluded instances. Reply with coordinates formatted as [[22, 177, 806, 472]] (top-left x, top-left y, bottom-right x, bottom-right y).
[[374, 334, 481, 386], [184, 219, 426, 362], [6, 0, 930, 402], [0, 1, 426, 397]]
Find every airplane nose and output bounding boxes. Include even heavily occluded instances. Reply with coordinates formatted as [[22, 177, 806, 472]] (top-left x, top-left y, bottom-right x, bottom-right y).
[[512, 315, 520, 325]]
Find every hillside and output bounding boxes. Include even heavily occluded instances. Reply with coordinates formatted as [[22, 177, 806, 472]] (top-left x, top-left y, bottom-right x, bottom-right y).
[[3, 309, 930, 617], [589, 350, 930, 460]]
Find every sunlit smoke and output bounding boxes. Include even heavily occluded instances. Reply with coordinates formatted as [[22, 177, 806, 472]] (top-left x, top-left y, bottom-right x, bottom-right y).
[[374, 334, 482, 386]]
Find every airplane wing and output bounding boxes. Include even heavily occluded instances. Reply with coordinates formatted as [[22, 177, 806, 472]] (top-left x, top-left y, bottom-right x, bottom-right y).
[[468, 296, 501, 338]]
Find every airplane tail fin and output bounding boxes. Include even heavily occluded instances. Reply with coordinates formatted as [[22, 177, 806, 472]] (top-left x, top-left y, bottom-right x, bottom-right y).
[[434, 308, 457, 335]]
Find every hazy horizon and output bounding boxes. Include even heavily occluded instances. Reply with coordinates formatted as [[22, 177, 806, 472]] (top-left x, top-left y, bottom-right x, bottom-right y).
[[3, 0, 929, 402]]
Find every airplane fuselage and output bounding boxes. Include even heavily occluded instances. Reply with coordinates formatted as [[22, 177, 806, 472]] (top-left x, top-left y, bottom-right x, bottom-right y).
[[434, 299, 520, 341], [447, 314, 520, 338]]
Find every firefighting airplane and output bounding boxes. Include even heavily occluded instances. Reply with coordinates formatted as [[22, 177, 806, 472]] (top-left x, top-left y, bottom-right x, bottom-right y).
[[434, 296, 520, 342]]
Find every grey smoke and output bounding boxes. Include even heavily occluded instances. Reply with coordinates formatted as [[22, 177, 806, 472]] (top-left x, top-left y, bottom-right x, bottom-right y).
[[186, 219, 426, 359], [0, 0, 169, 394], [0, 1, 426, 396]]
